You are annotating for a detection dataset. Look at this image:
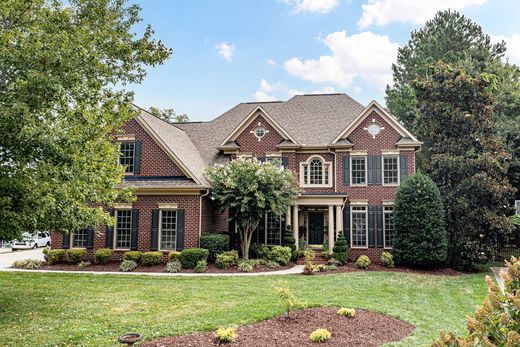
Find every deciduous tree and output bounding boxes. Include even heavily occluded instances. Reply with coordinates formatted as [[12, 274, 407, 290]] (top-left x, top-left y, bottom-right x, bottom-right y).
[[148, 107, 189, 123]]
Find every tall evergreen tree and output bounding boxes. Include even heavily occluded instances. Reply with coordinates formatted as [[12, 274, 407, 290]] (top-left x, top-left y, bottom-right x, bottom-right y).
[[412, 63, 515, 270]]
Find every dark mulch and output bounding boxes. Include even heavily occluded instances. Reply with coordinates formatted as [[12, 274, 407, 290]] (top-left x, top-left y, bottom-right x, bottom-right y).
[[313, 262, 462, 276], [36, 262, 294, 273], [143, 307, 415, 347]]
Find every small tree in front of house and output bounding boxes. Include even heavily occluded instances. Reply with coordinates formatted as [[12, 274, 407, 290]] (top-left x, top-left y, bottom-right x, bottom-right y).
[[207, 159, 300, 259]]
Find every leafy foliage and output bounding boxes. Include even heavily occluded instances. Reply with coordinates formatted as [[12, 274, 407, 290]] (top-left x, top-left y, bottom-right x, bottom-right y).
[[393, 172, 448, 267], [165, 260, 181, 273], [432, 257, 520, 347], [119, 260, 137, 272], [207, 158, 300, 259], [141, 252, 163, 266], [0, 0, 171, 241], [148, 107, 189, 123], [309, 328, 331, 343], [215, 327, 237, 343], [413, 63, 515, 270], [332, 231, 348, 265], [274, 281, 306, 319], [65, 249, 87, 265], [337, 307, 356, 317], [13, 259, 43, 269], [200, 233, 230, 263], [237, 260, 254, 272], [180, 248, 209, 269], [123, 251, 143, 263], [380, 252, 395, 268], [283, 225, 296, 259], [215, 250, 239, 269], [194, 260, 208, 273], [47, 249, 66, 265], [77, 261, 91, 270], [355, 255, 371, 270], [94, 248, 114, 265], [269, 246, 292, 265], [168, 251, 181, 261]]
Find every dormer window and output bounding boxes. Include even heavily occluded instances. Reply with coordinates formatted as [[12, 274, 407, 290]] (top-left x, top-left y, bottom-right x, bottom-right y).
[[119, 141, 135, 173], [300, 156, 333, 187]]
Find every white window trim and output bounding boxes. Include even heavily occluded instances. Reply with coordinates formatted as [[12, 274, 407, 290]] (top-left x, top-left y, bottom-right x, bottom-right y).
[[383, 206, 395, 249], [382, 155, 400, 187], [118, 140, 136, 176], [70, 230, 87, 249], [113, 208, 133, 251], [299, 155, 333, 188], [350, 206, 368, 249], [350, 155, 368, 187], [158, 208, 178, 252]]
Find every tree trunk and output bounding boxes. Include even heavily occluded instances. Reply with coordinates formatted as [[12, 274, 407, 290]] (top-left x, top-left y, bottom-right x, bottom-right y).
[[239, 227, 251, 260]]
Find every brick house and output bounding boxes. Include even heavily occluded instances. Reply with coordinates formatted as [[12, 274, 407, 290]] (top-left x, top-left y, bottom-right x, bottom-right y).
[[51, 94, 422, 261]]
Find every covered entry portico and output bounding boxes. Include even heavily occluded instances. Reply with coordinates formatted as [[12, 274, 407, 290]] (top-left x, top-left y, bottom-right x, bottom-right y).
[[286, 195, 347, 251]]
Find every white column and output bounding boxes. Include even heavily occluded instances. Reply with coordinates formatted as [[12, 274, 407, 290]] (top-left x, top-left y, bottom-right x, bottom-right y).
[[293, 205, 299, 249], [328, 205, 334, 253], [286, 207, 291, 227], [335, 205, 343, 237]]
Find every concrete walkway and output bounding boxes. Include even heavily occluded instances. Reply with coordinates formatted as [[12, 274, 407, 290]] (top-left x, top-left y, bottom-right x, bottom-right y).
[[0, 248, 44, 268], [491, 267, 507, 294], [0, 264, 305, 277]]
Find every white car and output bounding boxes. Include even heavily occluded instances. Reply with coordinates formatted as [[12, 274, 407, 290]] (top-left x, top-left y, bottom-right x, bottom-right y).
[[11, 232, 51, 250]]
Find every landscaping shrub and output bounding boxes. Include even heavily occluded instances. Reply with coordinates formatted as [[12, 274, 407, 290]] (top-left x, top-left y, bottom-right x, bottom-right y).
[[200, 233, 229, 262], [77, 261, 91, 269], [47, 249, 66, 265], [393, 172, 448, 267], [119, 260, 137, 272], [237, 260, 254, 272], [65, 249, 87, 264], [326, 264, 338, 271], [337, 307, 356, 317], [165, 260, 182, 273], [180, 248, 209, 269], [283, 225, 296, 260], [355, 255, 371, 269], [380, 252, 394, 268], [215, 327, 237, 343], [168, 251, 181, 261], [94, 248, 113, 264], [322, 236, 330, 258], [332, 231, 348, 265], [13, 259, 43, 269], [309, 329, 331, 343], [432, 257, 520, 347], [269, 246, 291, 265], [215, 250, 239, 269], [123, 251, 143, 263], [265, 260, 280, 269], [194, 259, 208, 273], [274, 281, 306, 319], [250, 243, 270, 259], [141, 252, 163, 266]]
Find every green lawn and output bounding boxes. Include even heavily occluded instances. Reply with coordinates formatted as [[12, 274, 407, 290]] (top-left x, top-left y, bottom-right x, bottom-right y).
[[0, 271, 487, 346]]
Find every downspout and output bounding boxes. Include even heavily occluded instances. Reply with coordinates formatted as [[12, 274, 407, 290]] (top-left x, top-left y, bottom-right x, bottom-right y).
[[199, 189, 210, 246], [328, 147, 337, 194]]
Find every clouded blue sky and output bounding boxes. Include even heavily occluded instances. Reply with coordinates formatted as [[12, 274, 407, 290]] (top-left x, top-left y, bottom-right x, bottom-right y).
[[128, 0, 520, 121]]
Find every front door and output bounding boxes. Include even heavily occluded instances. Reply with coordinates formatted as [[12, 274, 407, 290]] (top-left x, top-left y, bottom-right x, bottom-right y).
[[308, 212, 324, 245]]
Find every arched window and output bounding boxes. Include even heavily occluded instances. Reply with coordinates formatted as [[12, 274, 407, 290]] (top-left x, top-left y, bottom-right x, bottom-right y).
[[300, 156, 332, 187], [310, 159, 323, 184]]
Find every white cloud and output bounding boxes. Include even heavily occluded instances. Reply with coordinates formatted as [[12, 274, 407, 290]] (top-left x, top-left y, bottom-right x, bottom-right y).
[[267, 58, 277, 66], [284, 31, 399, 89], [283, 0, 339, 14], [254, 79, 287, 101], [357, 0, 487, 29], [491, 34, 520, 65], [288, 86, 336, 97], [353, 86, 362, 93], [215, 42, 235, 62]]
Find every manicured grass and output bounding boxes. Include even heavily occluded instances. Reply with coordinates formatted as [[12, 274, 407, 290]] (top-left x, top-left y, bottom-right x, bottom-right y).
[[0, 271, 487, 346]]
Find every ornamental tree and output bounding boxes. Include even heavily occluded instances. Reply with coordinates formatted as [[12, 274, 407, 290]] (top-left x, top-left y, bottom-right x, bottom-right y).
[[393, 172, 448, 267], [0, 0, 171, 240], [206, 158, 300, 259]]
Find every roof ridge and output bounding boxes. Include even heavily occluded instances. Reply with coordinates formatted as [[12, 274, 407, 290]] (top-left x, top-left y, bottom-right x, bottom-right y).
[[132, 103, 188, 132]]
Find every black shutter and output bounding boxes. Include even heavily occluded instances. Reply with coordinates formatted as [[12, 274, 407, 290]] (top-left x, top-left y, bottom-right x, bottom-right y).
[[367, 156, 374, 185], [176, 209, 185, 250], [257, 214, 266, 244], [376, 206, 384, 247], [343, 205, 350, 246], [374, 156, 382, 185], [86, 227, 94, 249], [281, 156, 289, 169], [368, 206, 375, 247], [150, 209, 159, 251], [105, 209, 115, 248], [343, 156, 350, 185], [133, 141, 142, 174], [130, 209, 139, 250], [400, 154, 408, 183], [62, 233, 70, 249]]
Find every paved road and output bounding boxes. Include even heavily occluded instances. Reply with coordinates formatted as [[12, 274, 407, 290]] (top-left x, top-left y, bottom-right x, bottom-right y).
[[0, 248, 44, 268]]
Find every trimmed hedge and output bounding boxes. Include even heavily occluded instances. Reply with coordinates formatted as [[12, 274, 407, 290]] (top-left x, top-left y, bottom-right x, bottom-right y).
[[180, 248, 209, 269], [332, 231, 348, 265], [65, 249, 87, 264], [168, 251, 181, 261], [200, 233, 230, 262], [47, 249, 66, 265], [216, 250, 239, 269], [269, 246, 292, 265], [141, 252, 163, 266], [94, 248, 113, 264], [123, 251, 143, 263]]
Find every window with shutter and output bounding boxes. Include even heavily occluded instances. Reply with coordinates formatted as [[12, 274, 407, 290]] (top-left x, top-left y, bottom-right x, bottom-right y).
[[351, 156, 367, 186], [119, 141, 135, 173], [351, 206, 368, 248], [114, 209, 133, 249]]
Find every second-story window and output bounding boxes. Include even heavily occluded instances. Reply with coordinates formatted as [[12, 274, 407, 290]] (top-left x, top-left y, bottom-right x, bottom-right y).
[[383, 156, 399, 185], [351, 156, 367, 186], [119, 141, 135, 173], [300, 156, 332, 187]]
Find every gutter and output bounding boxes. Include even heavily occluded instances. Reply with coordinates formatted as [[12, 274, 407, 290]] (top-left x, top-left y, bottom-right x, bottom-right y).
[[199, 189, 210, 246]]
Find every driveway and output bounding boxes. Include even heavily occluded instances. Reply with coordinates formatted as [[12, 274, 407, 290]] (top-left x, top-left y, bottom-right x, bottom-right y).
[[0, 248, 44, 268]]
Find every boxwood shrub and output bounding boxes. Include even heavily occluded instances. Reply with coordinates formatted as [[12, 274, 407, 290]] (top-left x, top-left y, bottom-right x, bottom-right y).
[[216, 250, 239, 269], [269, 246, 292, 265], [180, 248, 209, 269], [65, 249, 87, 264], [123, 251, 143, 263], [199, 233, 230, 262], [168, 251, 181, 261], [94, 248, 113, 264], [47, 249, 66, 265], [141, 252, 163, 266], [332, 231, 348, 265]]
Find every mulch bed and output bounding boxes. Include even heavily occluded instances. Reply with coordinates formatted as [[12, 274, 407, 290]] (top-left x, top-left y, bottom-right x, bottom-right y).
[[312, 262, 462, 276], [36, 262, 294, 274], [143, 307, 415, 347]]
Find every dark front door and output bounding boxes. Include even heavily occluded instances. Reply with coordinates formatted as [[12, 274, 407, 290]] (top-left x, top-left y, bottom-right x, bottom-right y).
[[308, 212, 324, 244]]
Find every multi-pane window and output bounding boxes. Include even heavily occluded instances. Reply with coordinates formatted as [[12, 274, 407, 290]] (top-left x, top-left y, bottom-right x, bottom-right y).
[[310, 159, 323, 184], [119, 141, 135, 173], [515, 200, 520, 215], [351, 206, 367, 247], [301, 157, 332, 187], [383, 206, 395, 248], [160, 210, 177, 250], [115, 210, 132, 249], [72, 229, 88, 248], [351, 157, 366, 185], [383, 157, 399, 185], [266, 212, 282, 246]]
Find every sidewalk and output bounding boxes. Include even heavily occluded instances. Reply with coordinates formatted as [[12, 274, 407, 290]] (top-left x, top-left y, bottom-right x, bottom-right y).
[[0, 264, 305, 277]]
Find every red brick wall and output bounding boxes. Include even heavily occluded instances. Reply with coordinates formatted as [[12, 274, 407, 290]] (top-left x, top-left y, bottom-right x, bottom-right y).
[[121, 118, 186, 177], [235, 115, 284, 156], [201, 196, 229, 233]]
